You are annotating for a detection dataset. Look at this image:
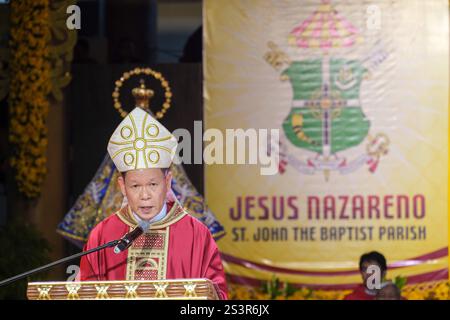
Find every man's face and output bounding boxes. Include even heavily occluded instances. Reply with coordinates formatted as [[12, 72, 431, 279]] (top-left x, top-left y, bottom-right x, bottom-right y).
[[118, 168, 172, 221], [360, 260, 385, 288]]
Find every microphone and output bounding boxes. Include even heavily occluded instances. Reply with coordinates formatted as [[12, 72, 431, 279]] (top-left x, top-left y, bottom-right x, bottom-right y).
[[114, 219, 151, 254]]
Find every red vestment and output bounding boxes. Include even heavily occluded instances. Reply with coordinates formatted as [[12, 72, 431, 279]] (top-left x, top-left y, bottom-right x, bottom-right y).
[[79, 201, 228, 299], [343, 285, 376, 300]]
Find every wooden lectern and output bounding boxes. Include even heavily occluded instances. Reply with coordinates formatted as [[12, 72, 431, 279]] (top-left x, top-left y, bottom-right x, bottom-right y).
[[27, 278, 220, 300]]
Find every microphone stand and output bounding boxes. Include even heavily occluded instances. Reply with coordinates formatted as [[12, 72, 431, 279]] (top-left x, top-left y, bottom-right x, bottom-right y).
[[0, 239, 120, 288]]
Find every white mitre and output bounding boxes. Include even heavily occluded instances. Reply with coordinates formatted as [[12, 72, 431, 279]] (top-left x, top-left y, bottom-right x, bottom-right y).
[[107, 107, 178, 172]]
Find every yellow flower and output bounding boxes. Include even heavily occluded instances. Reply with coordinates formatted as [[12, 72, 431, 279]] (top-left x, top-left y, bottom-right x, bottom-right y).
[[404, 291, 425, 300], [254, 293, 270, 300], [434, 284, 449, 300], [9, 0, 51, 198]]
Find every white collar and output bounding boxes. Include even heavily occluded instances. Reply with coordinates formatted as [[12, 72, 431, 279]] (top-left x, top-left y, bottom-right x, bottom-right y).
[[365, 288, 378, 296], [132, 202, 167, 224]]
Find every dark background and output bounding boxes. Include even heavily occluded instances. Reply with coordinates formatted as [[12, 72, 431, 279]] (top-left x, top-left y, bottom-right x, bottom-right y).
[[0, 0, 204, 288]]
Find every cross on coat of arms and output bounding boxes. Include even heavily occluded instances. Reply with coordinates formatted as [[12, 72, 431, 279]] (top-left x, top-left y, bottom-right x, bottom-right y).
[[265, 0, 389, 180]]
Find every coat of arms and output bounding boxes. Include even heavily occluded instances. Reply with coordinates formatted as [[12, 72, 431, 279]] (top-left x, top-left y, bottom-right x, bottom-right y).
[[265, 0, 389, 180]]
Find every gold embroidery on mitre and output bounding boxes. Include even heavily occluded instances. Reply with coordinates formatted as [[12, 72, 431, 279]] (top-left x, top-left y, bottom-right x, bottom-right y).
[[108, 107, 177, 171]]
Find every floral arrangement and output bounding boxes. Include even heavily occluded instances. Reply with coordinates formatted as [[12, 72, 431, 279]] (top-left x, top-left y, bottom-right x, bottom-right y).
[[228, 275, 450, 300], [401, 280, 449, 300], [9, 0, 51, 198]]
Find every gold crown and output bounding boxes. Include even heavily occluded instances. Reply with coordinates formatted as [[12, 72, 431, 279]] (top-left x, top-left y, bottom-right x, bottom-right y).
[[132, 79, 154, 109]]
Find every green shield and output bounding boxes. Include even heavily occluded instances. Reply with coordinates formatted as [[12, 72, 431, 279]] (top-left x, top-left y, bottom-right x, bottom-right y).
[[282, 59, 370, 154]]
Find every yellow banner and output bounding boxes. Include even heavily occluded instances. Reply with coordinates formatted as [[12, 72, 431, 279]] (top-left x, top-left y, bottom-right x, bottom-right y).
[[205, 0, 448, 288]]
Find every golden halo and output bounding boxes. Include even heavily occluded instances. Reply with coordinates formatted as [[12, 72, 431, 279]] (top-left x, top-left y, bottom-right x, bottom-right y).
[[112, 67, 172, 119]]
